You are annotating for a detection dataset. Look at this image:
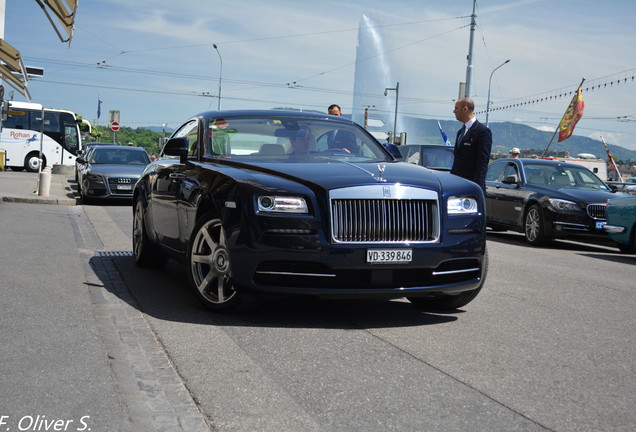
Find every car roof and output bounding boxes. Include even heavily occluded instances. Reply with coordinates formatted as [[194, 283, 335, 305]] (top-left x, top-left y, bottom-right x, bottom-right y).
[[496, 157, 595, 169], [402, 144, 453, 149], [192, 109, 357, 125], [92, 145, 146, 151]]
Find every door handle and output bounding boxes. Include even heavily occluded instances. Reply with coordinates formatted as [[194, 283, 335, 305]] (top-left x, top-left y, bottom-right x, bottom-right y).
[[169, 173, 186, 180]]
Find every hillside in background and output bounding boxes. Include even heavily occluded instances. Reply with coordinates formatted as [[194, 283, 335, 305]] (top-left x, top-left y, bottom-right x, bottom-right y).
[[400, 118, 636, 162]]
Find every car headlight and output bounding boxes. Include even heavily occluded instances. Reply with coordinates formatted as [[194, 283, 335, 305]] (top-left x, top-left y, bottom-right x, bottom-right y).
[[548, 198, 579, 211], [86, 173, 104, 184], [258, 195, 308, 213], [447, 196, 478, 214]]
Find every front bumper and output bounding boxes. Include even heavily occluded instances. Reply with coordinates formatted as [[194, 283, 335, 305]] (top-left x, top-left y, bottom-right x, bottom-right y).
[[229, 223, 486, 298]]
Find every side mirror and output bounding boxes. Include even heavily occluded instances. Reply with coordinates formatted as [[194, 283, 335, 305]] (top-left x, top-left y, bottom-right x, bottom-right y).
[[162, 136, 189, 164], [502, 175, 519, 185], [385, 143, 402, 159], [76, 156, 85, 164]]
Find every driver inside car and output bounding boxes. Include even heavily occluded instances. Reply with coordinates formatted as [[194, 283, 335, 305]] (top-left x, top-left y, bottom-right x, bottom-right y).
[[289, 126, 315, 157]]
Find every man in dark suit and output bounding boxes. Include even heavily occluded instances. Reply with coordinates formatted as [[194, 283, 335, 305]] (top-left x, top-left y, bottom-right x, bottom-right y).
[[450, 97, 492, 192]]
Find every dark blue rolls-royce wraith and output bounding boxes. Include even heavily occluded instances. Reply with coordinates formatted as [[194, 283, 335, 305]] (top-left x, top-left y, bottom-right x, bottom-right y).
[[132, 110, 487, 312]]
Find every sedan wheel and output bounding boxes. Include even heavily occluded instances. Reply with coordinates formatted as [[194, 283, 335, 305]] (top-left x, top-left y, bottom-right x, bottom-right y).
[[524, 204, 548, 246], [187, 213, 239, 311], [133, 199, 168, 267]]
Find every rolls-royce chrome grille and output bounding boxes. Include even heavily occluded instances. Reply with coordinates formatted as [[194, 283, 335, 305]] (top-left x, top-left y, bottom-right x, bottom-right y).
[[329, 185, 439, 244]]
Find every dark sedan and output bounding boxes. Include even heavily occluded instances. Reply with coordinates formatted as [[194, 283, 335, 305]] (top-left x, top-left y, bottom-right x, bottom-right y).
[[77, 145, 150, 203], [485, 158, 628, 245], [399, 144, 454, 171], [132, 110, 488, 312]]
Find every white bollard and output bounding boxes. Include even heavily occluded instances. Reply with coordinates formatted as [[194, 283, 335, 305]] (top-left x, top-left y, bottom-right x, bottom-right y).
[[38, 166, 52, 197]]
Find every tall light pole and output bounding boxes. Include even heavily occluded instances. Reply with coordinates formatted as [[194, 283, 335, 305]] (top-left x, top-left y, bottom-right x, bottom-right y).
[[464, 0, 477, 97], [384, 82, 399, 144], [212, 43, 223, 110], [486, 59, 510, 127]]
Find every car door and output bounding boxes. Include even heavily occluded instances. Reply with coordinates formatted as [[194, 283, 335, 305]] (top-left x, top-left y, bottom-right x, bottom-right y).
[[485, 160, 506, 221], [150, 119, 199, 252], [493, 162, 525, 226]]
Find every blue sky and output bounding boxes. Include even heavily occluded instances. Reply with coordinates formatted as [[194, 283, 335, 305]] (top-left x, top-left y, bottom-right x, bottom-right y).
[[3, 0, 636, 150]]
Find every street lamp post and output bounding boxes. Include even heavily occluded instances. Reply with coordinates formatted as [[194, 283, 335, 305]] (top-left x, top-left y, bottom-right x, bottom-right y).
[[384, 82, 399, 144], [486, 59, 510, 127], [212, 43, 223, 110]]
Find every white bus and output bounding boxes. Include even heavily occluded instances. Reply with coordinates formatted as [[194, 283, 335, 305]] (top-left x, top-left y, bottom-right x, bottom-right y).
[[0, 101, 85, 172]]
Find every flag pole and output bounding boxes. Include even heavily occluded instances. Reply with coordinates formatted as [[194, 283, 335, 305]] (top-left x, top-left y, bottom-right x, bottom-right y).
[[601, 135, 623, 182], [541, 77, 586, 158]]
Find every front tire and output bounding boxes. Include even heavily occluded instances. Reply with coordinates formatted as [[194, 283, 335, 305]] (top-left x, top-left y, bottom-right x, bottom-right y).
[[25, 152, 44, 172], [186, 212, 240, 312], [133, 199, 168, 267], [408, 250, 488, 311], [524, 204, 548, 246]]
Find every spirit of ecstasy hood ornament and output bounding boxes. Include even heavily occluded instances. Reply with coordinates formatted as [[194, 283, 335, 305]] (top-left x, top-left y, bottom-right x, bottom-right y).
[[377, 164, 386, 182]]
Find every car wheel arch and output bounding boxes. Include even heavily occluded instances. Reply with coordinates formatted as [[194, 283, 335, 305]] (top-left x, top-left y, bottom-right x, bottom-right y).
[[515, 198, 541, 227]]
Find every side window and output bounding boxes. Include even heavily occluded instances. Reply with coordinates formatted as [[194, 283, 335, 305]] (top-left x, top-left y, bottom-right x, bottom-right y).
[[503, 163, 519, 182], [5, 109, 28, 129], [404, 148, 421, 165], [173, 120, 199, 159], [486, 160, 506, 182]]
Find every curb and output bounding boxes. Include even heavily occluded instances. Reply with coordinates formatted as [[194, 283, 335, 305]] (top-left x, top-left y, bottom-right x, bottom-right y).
[[1, 195, 78, 206]]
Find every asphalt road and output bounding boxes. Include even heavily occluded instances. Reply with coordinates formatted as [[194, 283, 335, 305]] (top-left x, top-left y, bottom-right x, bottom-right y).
[[1, 201, 635, 432]]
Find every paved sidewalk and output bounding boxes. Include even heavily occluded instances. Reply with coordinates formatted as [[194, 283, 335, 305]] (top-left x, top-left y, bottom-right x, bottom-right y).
[[0, 169, 77, 205]]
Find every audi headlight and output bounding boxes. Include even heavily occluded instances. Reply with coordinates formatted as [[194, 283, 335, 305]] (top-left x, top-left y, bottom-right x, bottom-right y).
[[258, 196, 308, 213], [86, 173, 104, 184], [447, 196, 478, 214], [549, 198, 579, 211]]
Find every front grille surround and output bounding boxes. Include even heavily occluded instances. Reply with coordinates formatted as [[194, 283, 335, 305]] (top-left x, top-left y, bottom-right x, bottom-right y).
[[329, 185, 440, 244], [587, 204, 606, 220], [107, 177, 135, 195]]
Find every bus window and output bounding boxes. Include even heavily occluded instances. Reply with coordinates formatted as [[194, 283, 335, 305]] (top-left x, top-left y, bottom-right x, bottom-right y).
[[5, 110, 29, 129], [64, 124, 79, 154], [32, 111, 61, 133]]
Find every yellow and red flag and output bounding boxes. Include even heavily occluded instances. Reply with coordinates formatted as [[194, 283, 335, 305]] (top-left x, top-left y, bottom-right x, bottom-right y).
[[557, 88, 584, 142]]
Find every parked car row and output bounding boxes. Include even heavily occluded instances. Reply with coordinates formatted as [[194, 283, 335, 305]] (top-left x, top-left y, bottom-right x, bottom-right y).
[[73, 114, 629, 314]]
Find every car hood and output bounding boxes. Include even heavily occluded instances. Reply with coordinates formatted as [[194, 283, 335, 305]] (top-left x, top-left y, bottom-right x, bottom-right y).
[[88, 164, 147, 177], [555, 187, 626, 203], [234, 160, 445, 191]]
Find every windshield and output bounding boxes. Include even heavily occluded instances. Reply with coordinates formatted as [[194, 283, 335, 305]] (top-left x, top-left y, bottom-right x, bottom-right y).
[[524, 162, 610, 191], [90, 148, 150, 165], [202, 116, 390, 162]]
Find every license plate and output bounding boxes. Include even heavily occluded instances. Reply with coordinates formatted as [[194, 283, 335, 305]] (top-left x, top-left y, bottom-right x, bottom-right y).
[[596, 221, 606, 230], [117, 184, 132, 190], [367, 249, 412, 264]]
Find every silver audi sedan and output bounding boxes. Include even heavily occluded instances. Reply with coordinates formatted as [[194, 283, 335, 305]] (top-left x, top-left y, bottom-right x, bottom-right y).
[[77, 145, 150, 204]]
